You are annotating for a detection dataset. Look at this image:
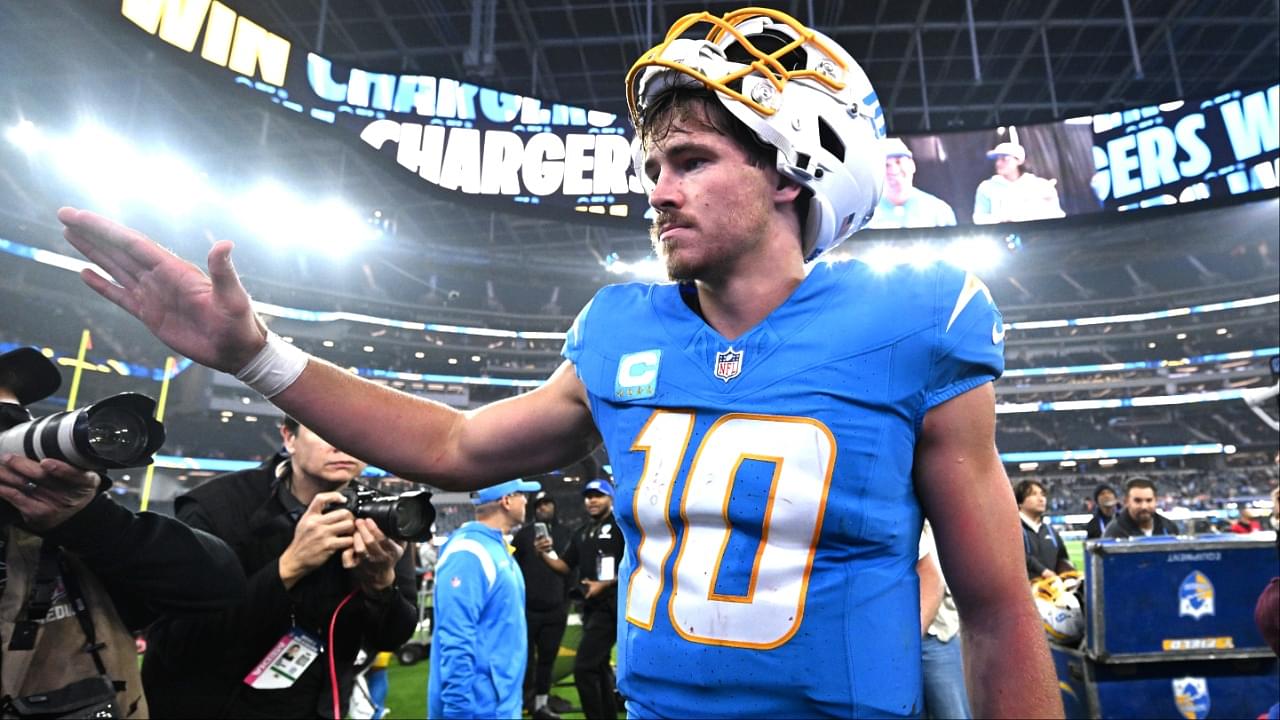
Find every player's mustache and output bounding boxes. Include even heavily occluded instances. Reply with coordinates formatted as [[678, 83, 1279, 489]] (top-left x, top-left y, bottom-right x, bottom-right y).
[[651, 211, 696, 237]]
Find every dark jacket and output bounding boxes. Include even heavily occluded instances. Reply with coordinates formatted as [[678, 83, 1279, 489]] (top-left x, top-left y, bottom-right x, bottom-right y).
[[141, 457, 417, 719], [1102, 508, 1180, 539], [512, 517, 573, 613], [1084, 509, 1118, 540], [39, 492, 248, 629], [1021, 515, 1072, 579], [1, 495, 245, 717], [563, 512, 625, 612]]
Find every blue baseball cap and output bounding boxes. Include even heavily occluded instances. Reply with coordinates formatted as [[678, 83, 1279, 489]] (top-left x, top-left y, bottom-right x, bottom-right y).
[[582, 479, 615, 497], [471, 478, 542, 505]]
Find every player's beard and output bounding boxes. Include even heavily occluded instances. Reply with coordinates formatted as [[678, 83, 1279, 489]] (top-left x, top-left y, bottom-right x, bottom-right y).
[[651, 213, 697, 282], [652, 233, 687, 282]]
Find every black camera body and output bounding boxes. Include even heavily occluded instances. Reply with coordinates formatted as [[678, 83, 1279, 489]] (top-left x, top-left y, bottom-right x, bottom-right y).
[[334, 485, 435, 542]]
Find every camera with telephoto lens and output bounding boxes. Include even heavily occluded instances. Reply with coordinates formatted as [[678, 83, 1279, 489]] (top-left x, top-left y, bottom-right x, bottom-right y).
[[0, 392, 165, 471], [333, 485, 435, 542]]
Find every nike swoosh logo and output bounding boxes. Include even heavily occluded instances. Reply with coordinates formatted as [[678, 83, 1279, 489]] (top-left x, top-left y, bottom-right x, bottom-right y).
[[992, 321, 1006, 344]]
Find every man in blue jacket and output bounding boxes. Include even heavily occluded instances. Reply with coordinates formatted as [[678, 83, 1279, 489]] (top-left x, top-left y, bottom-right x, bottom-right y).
[[428, 478, 540, 718]]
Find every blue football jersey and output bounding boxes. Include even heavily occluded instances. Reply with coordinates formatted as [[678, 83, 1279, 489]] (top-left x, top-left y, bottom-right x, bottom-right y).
[[562, 260, 1004, 718]]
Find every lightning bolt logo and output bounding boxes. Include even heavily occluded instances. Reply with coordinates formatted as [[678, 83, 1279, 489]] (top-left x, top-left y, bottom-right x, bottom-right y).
[[946, 272, 995, 333]]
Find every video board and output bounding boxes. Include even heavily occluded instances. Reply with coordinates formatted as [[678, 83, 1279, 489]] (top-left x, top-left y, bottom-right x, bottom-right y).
[[116, 1, 1278, 230]]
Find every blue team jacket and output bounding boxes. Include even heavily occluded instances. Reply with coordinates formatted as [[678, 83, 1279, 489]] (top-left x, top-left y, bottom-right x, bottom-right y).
[[427, 522, 527, 719]]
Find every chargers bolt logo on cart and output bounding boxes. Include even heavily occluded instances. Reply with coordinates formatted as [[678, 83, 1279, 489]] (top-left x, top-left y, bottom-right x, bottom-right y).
[[1172, 676, 1210, 720], [616, 350, 660, 400], [1178, 570, 1215, 619]]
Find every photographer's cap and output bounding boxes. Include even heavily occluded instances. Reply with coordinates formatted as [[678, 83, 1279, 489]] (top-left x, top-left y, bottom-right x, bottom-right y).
[[582, 479, 615, 498], [533, 490, 555, 506], [471, 478, 541, 505], [0, 347, 62, 406]]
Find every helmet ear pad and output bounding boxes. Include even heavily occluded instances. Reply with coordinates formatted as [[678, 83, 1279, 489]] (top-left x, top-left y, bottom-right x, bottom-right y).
[[716, 80, 882, 260]]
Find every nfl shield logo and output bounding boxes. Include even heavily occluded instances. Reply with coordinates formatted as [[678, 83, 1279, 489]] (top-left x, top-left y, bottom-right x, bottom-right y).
[[713, 347, 744, 382], [1172, 676, 1210, 720]]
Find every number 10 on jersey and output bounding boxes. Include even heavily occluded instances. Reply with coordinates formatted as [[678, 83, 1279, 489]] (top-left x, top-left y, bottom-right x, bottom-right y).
[[625, 410, 837, 649]]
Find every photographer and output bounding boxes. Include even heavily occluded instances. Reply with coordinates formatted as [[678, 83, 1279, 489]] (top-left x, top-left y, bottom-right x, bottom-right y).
[[0, 347, 246, 718], [141, 417, 416, 719]]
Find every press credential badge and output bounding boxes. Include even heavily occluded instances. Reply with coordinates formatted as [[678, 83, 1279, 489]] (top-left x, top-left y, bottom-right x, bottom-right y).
[[244, 628, 322, 689]]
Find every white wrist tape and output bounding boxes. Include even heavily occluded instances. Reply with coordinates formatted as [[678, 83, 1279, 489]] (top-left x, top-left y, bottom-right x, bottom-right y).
[[234, 332, 309, 398]]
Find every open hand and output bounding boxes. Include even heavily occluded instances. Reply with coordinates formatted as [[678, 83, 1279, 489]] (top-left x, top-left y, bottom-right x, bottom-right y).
[[58, 207, 267, 374], [0, 455, 100, 532]]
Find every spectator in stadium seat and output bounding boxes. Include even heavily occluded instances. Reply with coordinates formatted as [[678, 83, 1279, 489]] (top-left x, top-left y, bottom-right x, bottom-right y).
[[58, 8, 1062, 717], [1228, 513, 1262, 533], [973, 142, 1066, 225], [1084, 484, 1118, 539], [429, 478, 540, 719], [866, 138, 957, 229], [142, 417, 418, 718], [1016, 480, 1076, 579], [512, 490, 574, 719], [1103, 476, 1180, 539]]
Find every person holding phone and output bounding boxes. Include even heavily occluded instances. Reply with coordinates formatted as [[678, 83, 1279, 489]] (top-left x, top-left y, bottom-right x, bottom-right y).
[[536, 480, 624, 720], [512, 491, 574, 718]]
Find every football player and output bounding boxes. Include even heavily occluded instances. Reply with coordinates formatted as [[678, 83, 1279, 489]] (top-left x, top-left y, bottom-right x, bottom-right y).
[[59, 8, 1059, 718]]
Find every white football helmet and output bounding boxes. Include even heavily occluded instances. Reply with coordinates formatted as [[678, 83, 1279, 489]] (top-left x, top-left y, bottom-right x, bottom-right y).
[[1032, 571, 1086, 646], [626, 8, 886, 261]]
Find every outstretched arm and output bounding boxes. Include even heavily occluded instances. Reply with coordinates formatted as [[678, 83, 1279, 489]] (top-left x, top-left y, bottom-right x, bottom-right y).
[[58, 208, 600, 489], [915, 383, 1062, 718]]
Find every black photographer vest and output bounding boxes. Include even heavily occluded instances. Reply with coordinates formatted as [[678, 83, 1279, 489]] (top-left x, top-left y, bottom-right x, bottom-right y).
[[0, 527, 147, 718]]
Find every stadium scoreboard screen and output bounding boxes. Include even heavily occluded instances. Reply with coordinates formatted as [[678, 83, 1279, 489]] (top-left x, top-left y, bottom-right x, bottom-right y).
[[116, 1, 1277, 229]]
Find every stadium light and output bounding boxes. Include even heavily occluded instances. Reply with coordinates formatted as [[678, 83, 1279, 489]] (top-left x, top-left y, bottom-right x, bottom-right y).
[[907, 243, 936, 270], [604, 254, 667, 280], [237, 180, 301, 245], [48, 123, 136, 215], [134, 152, 214, 218], [859, 244, 908, 273], [306, 197, 382, 257], [5, 119, 44, 154], [18, 119, 380, 258], [941, 236, 1003, 272], [852, 237, 1004, 274]]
